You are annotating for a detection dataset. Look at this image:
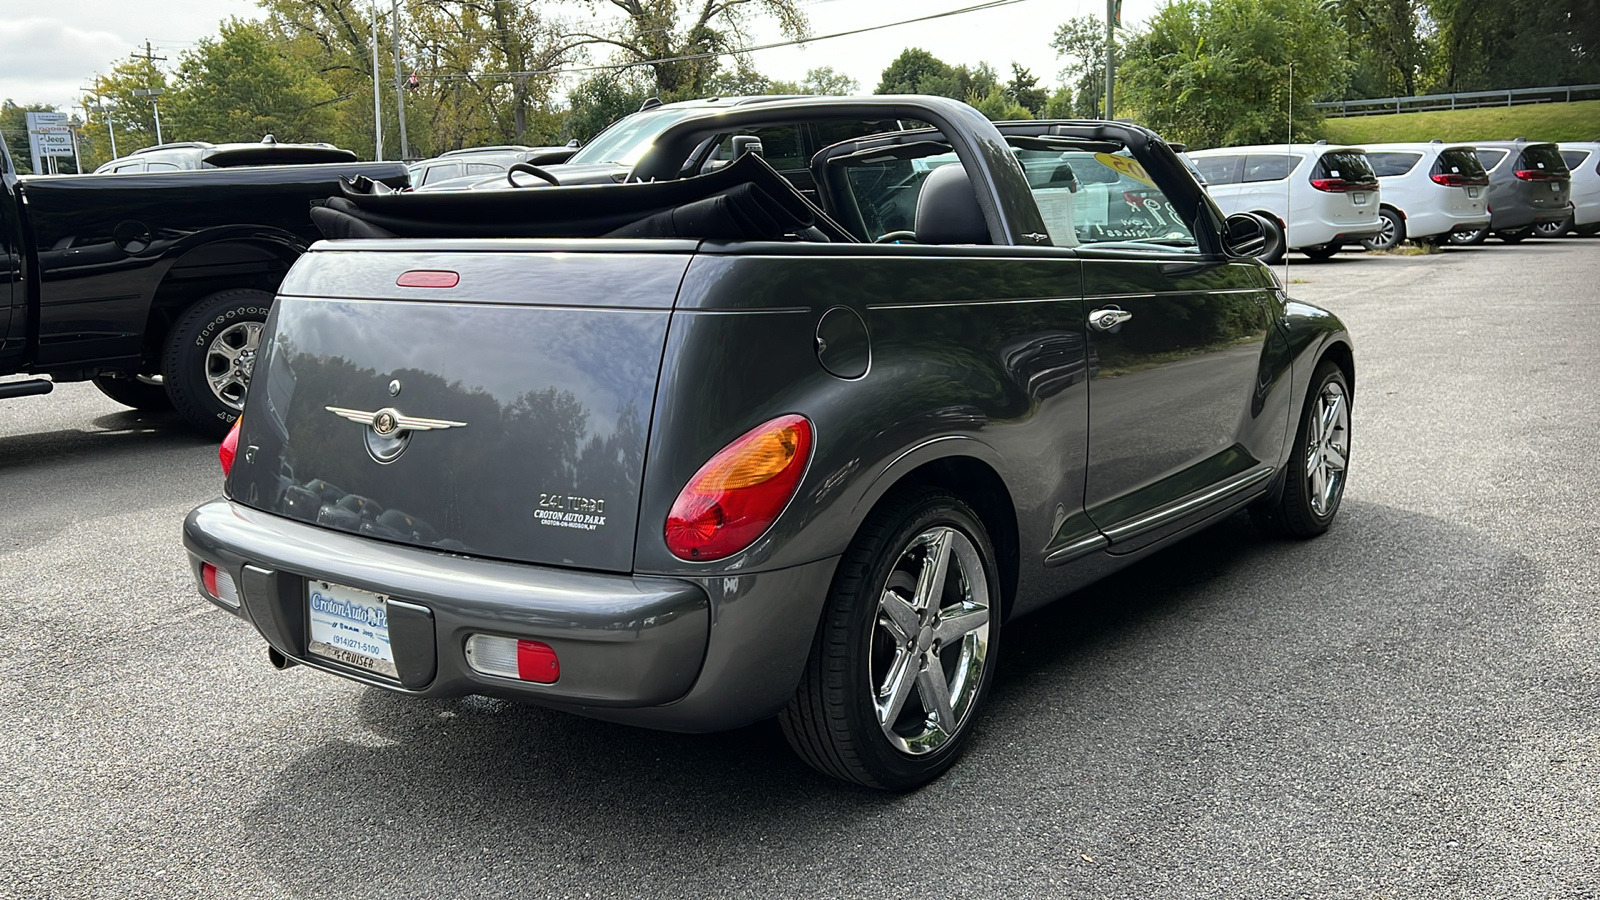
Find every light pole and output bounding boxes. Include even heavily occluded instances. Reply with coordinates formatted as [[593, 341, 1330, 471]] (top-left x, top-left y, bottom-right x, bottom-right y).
[[131, 88, 164, 144], [84, 94, 117, 158], [392, 0, 408, 159]]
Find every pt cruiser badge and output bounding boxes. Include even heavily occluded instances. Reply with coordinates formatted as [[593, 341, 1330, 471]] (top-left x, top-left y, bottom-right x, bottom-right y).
[[325, 405, 466, 463]]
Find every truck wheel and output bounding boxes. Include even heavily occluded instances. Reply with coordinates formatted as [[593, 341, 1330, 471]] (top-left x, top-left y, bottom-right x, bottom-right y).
[[92, 374, 172, 411], [1301, 243, 1341, 261], [780, 488, 1000, 790], [162, 289, 272, 437]]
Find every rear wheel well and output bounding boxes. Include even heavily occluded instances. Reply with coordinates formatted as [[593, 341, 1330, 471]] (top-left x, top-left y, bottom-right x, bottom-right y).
[[138, 240, 296, 371], [1380, 203, 1404, 219], [873, 456, 1019, 621]]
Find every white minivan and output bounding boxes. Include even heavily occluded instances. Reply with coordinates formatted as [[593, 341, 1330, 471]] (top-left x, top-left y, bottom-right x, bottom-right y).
[[1188, 143, 1383, 260], [1540, 142, 1600, 236], [1357, 142, 1492, 249]]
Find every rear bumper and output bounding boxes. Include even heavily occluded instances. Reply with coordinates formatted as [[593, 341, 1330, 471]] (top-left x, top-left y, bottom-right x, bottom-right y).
[[183, 499, 838, 730], [1406, 209, 1491, 240], [1287, 211, 1383, 248]]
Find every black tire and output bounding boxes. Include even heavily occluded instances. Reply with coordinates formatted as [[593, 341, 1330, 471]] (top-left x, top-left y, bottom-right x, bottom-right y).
[[1255, 214, 1286, 265], [1252, 359, 1351, 538], [162, 288, 273, 437], [1575, 224, 1600, 237], [1448, 227, 1488, 245], [1534, 220, 1570, 238], [781, 488, 1001, 790], [1496, 227, 1531, 243], [1360, 208, 1405, 251], [92, 374, 172, 411], [1301, 243, 1341, 261]]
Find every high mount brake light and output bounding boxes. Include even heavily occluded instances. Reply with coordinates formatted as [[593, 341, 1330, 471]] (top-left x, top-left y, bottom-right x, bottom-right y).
[[219, 417, 242, 476], [665, 415, 812, 562]]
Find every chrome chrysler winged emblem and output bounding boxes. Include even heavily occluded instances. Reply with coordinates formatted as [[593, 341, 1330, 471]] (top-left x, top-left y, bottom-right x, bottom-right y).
[[325, 406, 467, 435]]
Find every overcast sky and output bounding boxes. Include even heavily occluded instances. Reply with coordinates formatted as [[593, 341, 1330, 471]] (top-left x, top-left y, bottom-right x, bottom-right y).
[[1, 0, 1163, 113]]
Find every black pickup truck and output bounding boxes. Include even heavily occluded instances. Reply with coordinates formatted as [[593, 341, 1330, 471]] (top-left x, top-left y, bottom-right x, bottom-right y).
[[0, 139, 407, 434]]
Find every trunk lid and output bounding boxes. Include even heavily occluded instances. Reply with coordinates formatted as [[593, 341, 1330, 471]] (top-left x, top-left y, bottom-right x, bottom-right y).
[[227, 240, 695, 573]]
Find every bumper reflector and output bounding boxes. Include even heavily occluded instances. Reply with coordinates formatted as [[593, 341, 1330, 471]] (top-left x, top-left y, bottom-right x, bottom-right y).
[[465, 634, 560, 684], [201, 562, 239, 608]]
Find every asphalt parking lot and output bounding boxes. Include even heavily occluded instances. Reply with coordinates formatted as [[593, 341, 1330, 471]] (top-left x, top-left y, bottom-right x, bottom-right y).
[[2, 238, 1597, 899]]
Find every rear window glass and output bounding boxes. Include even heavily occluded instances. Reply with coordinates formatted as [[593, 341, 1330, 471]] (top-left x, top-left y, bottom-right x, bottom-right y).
[[1368, 152, 1422, 177], [1518, 144, 1568, 175], [1192, 155, 1241, 185], [1476, 149, 1508, 171], [1314, 151, 1376, 183], [711, 125, 805, 170], [420, 164, 460, 186], [1561, 149, 1592, 170], [1242, 153, 1302, 183], [1434, 149, 1487, 179]]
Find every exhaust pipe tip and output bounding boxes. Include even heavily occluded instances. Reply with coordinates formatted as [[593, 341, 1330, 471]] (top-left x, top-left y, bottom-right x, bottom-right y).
[[266, 646, 297, 670]]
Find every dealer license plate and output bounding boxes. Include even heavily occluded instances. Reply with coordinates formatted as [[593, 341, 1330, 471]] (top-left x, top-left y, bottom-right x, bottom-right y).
[[307, 580, 398, 678], [1467, 187, 1481, 198], [1552, 182, 1562, 192], [1351, 192, 1369, 205]]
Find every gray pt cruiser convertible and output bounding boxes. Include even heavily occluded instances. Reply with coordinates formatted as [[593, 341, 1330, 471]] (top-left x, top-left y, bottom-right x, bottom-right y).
[[184, 95, 1354, 790]]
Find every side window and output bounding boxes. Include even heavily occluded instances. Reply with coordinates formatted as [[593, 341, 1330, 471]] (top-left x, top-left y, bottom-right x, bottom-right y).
[[1016, 148, 1196, 248], [1192, 155, 1241, 185], [465, 163, 505, 176], [1242, 154, 1302, 183], [1367, 152, 1422, 177], [145, 162, 181, 172], [812, 120, 901, 155], [420, 164, 460, 186], [1476, 149, 1508, 172], [1561, 149, 1591, 170], [112, 162, 144, 173]]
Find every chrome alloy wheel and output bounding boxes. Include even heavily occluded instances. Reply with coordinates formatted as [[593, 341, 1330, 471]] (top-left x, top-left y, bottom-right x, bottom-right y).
[[205, 320, 262, 410], [1306, 379, 1350, 516], [870, 526, 992, 755]]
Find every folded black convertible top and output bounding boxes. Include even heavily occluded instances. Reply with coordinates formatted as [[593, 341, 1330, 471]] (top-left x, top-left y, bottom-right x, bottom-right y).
[[311, 153, 853, 243]]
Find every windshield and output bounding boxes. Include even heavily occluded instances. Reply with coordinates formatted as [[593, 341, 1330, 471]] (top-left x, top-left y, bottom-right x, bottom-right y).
[[567, 108, 703, 167]]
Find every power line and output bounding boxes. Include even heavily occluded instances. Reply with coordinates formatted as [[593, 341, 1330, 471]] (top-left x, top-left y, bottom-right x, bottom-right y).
[[420, 0, 1034, 82]]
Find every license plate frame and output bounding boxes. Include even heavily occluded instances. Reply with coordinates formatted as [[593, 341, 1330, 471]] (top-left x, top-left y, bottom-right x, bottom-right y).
[[307, 580, 398, 678], [1351, 192, 1369, 205], [1467, 187, 1481, 199]]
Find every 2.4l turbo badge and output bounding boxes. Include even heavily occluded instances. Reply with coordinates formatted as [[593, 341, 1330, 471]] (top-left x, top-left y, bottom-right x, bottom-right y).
[[536, 493, 608, 532]]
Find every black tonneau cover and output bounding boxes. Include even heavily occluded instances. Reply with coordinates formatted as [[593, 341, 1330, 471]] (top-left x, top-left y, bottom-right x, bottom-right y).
[[312, 153, 853, 243]]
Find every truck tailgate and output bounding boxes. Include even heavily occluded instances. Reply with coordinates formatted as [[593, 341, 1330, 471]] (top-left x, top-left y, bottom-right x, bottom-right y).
[[225, 241, 695, 573]]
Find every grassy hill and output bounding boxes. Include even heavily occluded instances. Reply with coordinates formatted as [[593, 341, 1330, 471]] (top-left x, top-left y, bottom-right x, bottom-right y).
[[1318, 100, 1600, 144]]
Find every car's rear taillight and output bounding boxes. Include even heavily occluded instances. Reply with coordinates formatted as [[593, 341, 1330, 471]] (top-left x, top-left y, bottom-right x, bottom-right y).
[[1431, 173, 1488, 187], [665, 414, 812, 561], [1514, 169, 1565, 182], [464, 634, 559, 683], [219, 417, 242, 476], [200, 562, 239, 607], [1310, 178, 1371, 192]]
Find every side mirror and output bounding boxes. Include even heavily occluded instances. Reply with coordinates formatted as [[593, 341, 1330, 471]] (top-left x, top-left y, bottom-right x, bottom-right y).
[[1223, 212, 1272, 260], [566, 139, 580, 149], [731, 135, 765, 159]]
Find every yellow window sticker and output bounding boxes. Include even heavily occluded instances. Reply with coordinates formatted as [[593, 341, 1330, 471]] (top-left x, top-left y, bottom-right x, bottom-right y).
[[1093, 152, 1157, 188]]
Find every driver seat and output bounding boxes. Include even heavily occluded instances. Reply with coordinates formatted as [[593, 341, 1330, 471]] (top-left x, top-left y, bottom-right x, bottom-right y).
[[914, 164, 990, 245]]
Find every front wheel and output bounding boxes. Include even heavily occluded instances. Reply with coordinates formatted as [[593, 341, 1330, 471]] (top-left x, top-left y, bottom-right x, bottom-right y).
[[1360, 208, 1405, 251], [781, 488, 1000, 790], [1252, 359, 1351, 538], [1301, 243, 1341, 261], [162, 288, 273, 437], [1534, 220, 1570, 238], [1575, 224, 1600, 237], [1448, 227, 1488, 245]]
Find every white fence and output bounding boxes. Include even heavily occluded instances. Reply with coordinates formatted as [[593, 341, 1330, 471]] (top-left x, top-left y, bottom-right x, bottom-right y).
[[1315, 84, 1600, 118]]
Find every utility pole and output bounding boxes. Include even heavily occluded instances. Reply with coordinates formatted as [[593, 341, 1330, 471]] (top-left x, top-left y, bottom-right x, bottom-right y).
[[1104, 0, 1118, 120], [81, 80, 117, 158], [392, 0, 408, 160], [131, 41, 168, 144], [371, 2, 384, 161]]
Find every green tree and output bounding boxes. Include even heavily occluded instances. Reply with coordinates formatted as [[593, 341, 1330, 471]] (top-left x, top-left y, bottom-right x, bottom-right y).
[[1042, 85, 1075, 119], [571, 0, 810, 100], [76, 59, 170, 164], [876, 48, 954, 94], [969, 86, 1035, 121], [1005, 64, 1048, 114], [563, 69, 653, 143], [800, 66, 858, 95], [1423, 0, 1600, 92], [1117, 0, 1347, 148], [165, 19, 340, 144], [1330, 0, 1426, 97], [1051, 16, 1109, 117]]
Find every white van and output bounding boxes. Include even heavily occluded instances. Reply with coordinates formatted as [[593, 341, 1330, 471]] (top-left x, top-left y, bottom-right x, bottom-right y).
[[1543, 143, 1600, 236], [1357, 142, 1492, 249], [1188, 143, 1383, 260]]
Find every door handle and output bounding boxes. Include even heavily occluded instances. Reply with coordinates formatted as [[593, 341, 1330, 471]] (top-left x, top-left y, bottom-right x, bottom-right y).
[[1089, 306, 1133, 332]]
